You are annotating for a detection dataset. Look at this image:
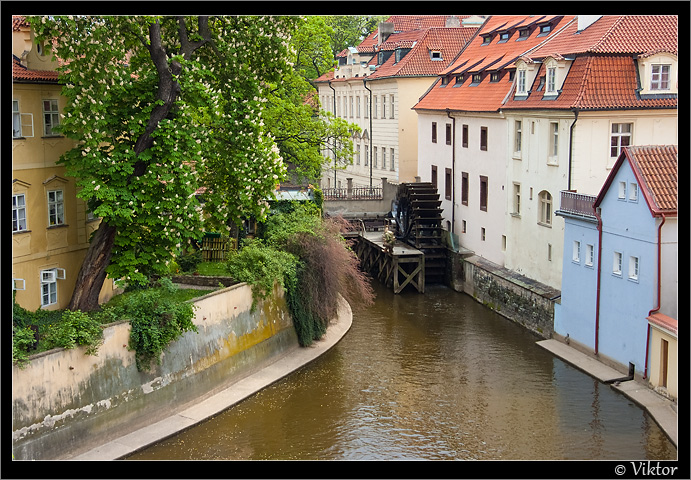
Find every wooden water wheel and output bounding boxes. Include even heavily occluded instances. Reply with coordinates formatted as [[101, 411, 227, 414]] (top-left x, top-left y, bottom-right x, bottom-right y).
[[393, 182, 446, 284]]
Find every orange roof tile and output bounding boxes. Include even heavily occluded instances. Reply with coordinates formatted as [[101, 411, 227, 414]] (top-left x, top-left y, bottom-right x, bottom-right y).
[[414, 15, 576, 112], [13, 15, 29, 31], [12, 55, 58, 83], [595, 145, 678, 216]]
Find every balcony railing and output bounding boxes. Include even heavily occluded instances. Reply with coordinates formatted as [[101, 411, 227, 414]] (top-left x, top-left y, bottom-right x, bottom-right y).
[[323, 185, 383, 200], [558, 190, 597, 218]]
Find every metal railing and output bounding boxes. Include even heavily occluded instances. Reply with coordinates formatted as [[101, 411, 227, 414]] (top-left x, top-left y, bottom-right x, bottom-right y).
[[558, 190, 597, 217], [323, 185, 383, 200]]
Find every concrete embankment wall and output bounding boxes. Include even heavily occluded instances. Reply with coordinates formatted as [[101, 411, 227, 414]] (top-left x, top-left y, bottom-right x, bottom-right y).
[[12, 283, 299, 460], [448, 251, 559, 339]]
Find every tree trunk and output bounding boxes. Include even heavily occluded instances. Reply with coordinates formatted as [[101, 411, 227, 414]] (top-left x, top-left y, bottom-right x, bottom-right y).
[[68, 221, 117, 312]]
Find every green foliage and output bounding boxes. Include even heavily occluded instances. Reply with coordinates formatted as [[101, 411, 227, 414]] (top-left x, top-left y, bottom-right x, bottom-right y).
[[120, 277, 198, 372], [323, 15, 389, 56], [44, 310, 104, 356], [12, 327, 38, 369], [225, 240, 298, 306], [177, 250, 203, 274], [195, 261, 231, 277]]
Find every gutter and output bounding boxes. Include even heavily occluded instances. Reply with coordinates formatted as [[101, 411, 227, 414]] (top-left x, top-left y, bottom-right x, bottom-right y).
[[644, 213, 667, 379], [363, 79, 374, 189], [328, 81, 337, 188], [568, 109, 579, 191], [594, 206, 603, 355]]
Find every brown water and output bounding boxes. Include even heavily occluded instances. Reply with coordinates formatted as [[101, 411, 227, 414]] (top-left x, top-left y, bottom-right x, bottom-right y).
[[126, 282, 676, 461]]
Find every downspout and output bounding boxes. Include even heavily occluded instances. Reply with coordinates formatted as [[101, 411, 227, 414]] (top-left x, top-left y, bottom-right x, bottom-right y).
[[568, 109, 579, 191], [363, 79, 373, 189], [594, 207, 603, 355], [644, 213, 666, 379], [328, 81, 337, 188], [446, 108, 455, 234]]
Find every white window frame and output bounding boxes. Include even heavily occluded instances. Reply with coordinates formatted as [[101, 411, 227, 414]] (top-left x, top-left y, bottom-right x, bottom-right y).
[[512, 183, 521, 216], [40, 268, 64, 307], [13, 279, 26, 291], [390, 148, 395, 171], [373, 95, 378, 118], [610, 123, 632, 159], [629, 182, 638, 202], [514, 120, 522, 154], [572, 240, 581, 263], [13, 100, 34, 138], [517, 69, 527, 95], [13, 193, 28, 232], [585, 244, 594, 267], [356, 143, 361, 165], [389, 94, 395, 119], [373, 146, 378, 169], [47, 189, 65, 226], [42, 99, 60, 136], [381, 95, 386, 119], [618, 181, 627, 199], [548, 121, 559, 162], [546, 66, 556, 94], [628, 256, 639, 281], [381, 147, 386, 170], [356, 96, 361, 118], [538, 191, 552, 226], [650, 64, 670, 91], [613, 252, 623, 276]]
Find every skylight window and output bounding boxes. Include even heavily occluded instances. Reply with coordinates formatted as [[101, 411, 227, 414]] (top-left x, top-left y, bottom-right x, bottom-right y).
[[430, 50, 442, 61]]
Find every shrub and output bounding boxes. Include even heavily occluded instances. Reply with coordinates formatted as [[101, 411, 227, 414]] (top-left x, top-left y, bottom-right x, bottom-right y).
[[44, 310, 104, 356], [177, 250, 203, 273], [12, 326, 38, 368]]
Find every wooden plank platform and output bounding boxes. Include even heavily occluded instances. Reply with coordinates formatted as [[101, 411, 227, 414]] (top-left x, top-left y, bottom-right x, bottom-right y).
[[356, 232, 425, 294]]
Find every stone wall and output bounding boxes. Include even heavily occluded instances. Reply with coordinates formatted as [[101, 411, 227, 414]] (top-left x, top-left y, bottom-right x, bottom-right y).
[[12, 283, 299, 460], [448, 252, 559, 339]]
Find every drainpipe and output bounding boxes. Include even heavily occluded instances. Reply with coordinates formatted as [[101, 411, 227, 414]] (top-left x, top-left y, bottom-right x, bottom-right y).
[[363, 78, 373, 189], [644, 213, 666, 379], [594, 207, 603, 355], [568, 109, 579, 191], [446, 108, 455, 234], [328, 81, 337, 188]]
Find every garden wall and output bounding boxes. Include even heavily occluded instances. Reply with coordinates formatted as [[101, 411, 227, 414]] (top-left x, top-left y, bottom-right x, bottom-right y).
[[12, 283, 299, 460]]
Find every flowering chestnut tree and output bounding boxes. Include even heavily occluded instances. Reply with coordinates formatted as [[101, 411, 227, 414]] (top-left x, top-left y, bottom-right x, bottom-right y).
[[29, 15, 301, 311]]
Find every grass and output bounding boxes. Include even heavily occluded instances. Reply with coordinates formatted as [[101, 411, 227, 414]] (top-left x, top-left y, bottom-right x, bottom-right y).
[[194, 261, 231, 277], [100, 285, 211, 313]]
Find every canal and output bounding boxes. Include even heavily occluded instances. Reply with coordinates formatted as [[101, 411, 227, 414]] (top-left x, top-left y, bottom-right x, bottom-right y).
[[127, 281, 675, 461]]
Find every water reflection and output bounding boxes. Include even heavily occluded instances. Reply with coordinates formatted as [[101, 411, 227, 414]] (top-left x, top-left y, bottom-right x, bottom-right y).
[[127, 283, 675, 460]]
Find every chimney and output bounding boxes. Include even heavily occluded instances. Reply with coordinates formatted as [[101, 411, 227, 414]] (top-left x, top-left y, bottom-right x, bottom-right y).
[[445, 16, 461, 28], [577, 15, 602, 32], [378, 22, 395, 45]]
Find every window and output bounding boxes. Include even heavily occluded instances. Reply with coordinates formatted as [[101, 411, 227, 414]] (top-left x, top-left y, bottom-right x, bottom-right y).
[[40, 268, 64, 307], [586, 244, 595, 267], [356, 96, 360, 118], [502, 235, 507, 251], [650, 64, 670, 90], [461, 172, 469, 205], [499, 32, 510, 42], [431, 165, 438, 189], [538, 191, 552, 226], [629, 255, 639, 281], [549, 122, 558, 158], [441, 76, 450, 86], [364, 96, 369, 118], [13, 279, 26, 291], [43, 99, 60, 136], [365, 145, 369, 166], [490, 72, 500, 83], [479, 176, 488, 211], [480, 127, 488, 151], [356, 143, 361, 165], [462, 220, 467, 233], [629, 182, 638, 202], [613, 251, 622, 276], [572, 240, 581, 263], [481, 227, 486, 241], [462, 124, 469, 148], [373, 96, 378, 118], [445, 123, 452, 145], [517, 69, 527, 95], [12, 100, 24, 138], [548, 243, 552, 261], [47, 190, 65, 226], [381, 148, 386, 170], [512, 183, 521, 215], [430, 50, 442, 61], [13, 194, 28, 232], [390, 148, 395, 171], [472, 73, 482, 84], [518, 28, 530, 40], [381, 96, 386, 119], [350, 96, 354, 117], [538, 24, 551, 36], [481, 34, 492, 45], [514, 120, 522, 153], [373, 147, 378, 168], [445, 168, 452, 201], [618, 181, 627, 199], [390, 95, 395, 119], [432, 122, 437, 143], [611, 123, 632, 158], [546, 66, 556, 93]]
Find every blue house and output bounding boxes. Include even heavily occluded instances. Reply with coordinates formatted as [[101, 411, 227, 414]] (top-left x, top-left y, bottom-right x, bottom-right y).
[[555, 145, 678, 378]]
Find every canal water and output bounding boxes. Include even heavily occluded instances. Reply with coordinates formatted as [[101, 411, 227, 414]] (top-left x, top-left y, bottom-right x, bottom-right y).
[[127, 281, 675, 461]]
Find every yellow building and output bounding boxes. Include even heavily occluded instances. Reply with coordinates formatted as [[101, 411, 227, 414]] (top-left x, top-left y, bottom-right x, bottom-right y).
[[12, 17, 116, 311], [647, 313, 678, 400]]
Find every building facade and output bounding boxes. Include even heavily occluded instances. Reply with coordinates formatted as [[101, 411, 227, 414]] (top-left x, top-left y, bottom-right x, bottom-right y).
[[315, 15, 481, 190], [12, 17, 117, 311]]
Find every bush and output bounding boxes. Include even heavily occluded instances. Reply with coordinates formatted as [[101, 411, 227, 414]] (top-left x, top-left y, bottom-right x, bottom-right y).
[[177, 250, 203, 273], [44, 310, 104, 356], [12, 326, 38, 368]]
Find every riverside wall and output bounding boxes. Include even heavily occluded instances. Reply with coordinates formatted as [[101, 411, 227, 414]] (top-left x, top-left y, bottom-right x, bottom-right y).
[[12, 283, 299, 460], [447, 251, 560, 339]]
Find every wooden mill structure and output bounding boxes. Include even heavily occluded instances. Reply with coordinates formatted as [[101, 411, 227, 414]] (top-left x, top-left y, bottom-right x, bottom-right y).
[[345, 182, 446, 294]]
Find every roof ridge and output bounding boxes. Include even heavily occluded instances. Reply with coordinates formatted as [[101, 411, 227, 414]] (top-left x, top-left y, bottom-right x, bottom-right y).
[[589, 15, 625, 53]]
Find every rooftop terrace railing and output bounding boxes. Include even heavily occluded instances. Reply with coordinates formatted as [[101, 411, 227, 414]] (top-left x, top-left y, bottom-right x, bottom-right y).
[[558, 190, 597, 218]]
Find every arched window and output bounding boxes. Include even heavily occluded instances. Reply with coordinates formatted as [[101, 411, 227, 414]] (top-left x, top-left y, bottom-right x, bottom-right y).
[[538, 191, 552, 226]]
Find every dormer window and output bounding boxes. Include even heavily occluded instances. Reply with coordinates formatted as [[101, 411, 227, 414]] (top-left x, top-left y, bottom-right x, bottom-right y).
[[546, 66, 556, 94], [537, 24, 552, 37], [516, 69, 527, 95], [454, 74, 465, 86], [517, 28, 530, 41], [430, 50, 442, 61], [490, 72, 500, 83], [481, 34, 492, 45], [650, 64, 670, 90], [498, 31, 510, 43], [471, 73, 482, 85], [441, 75, 450, 86]]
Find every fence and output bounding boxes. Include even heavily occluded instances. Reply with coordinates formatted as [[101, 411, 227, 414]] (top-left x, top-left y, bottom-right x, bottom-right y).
[[558, 191, 597, 218], [201, 236, 234, 262], [323, 185, 383, 200]]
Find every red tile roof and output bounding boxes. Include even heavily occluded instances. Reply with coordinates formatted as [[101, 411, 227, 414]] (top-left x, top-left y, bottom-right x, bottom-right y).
[[647, 312, 677, 336], [502, 55, 677, 110], [414, 15, 576, 112], [595, 145, 678, 216], [13, 15, 29, 31], [12, 54, 58, 83], [529, 15, 678, 58]]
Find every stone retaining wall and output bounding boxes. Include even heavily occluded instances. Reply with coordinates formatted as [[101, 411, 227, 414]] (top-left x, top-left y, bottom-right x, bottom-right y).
[[12, 283, 299, 460]]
